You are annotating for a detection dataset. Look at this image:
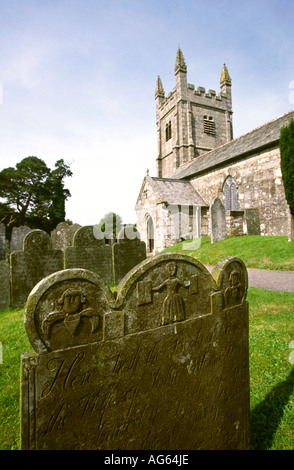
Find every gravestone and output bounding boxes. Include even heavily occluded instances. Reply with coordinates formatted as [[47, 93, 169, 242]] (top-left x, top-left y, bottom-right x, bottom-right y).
[[0, 261, 10, 311], [112, 225, 146, 284], [64, 226, 113, 285], [10, 229, 64, 308], [245, 208, 261, 235], [210, 197, 227, 243], [10, 225, 32, 253], [51, 222, 82, 251], [20, 252, 250, 450], [0, 223, 6, 260]]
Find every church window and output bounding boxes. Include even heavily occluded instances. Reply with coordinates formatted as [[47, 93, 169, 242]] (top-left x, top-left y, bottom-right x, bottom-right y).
[[203, 116, 216, 136], [147, 215, 154, 252], [165, 121, 172, 141], [224, 176, 237, 211]]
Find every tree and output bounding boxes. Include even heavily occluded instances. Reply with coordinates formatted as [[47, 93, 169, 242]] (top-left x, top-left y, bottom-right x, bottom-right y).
[[95, 212, 123, 240], [0, 156, 72, 232], [280, 120, 294, 216]]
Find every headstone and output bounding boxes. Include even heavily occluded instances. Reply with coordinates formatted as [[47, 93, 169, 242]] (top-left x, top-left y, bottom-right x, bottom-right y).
[[20, 253, 250, 450], [10, 225, 32, 253], [245, 208, 261, 235], [0, 261, 10, 311], [210, 197, 227, 243], [64, 226, 113, 286], [112, 225, 146, 284], [51, 222, 82, 251], [0, 223, 6, 260], [10, 229, 64, 308]]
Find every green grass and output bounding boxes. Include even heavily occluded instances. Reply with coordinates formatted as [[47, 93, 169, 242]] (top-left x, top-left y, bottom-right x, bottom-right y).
[[163, 235, 294, 271], [247, 288, 294, 450], [0, 308, 30, 450], [1, 287, 294, 450]]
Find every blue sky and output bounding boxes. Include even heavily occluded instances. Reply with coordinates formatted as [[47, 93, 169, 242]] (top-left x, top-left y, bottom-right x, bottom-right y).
[[0, 0, 293, 226]]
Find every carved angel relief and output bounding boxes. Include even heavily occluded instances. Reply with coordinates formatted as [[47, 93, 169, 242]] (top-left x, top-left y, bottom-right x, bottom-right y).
[[42, 288, 100, 339]]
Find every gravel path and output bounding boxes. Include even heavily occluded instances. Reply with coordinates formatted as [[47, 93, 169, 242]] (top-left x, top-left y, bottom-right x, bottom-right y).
[[205, 266, 294, 293]]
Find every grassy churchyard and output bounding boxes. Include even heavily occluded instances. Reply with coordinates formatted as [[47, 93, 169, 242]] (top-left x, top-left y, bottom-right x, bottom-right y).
[[0, 235, 293, 450]]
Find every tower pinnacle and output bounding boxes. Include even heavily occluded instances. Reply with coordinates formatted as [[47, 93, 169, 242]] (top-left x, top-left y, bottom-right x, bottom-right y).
[[175, 47, 187, 74], [155, 75, 165, 98], [220, 63, 231, 86]]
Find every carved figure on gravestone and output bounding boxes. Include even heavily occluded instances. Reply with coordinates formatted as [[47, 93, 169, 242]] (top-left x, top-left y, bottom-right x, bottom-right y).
[[152, 262, 190, 325], [224, 270, 244, 308], [42, 288, 101, 338], [25, 229, 51, 251]]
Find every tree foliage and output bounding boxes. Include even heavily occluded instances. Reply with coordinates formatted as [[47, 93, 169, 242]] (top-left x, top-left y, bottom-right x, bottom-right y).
[[280, 120, 294, 216], [96, 212, 123, 239], [0, 156, 72, 232]]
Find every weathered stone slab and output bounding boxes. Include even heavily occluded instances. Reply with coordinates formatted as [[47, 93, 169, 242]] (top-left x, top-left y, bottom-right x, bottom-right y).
[[112, 226, 146, 284], [10, 229, 64, 308], [245, 208, 261, 235], [0, 261, 10, 311], [0, 223, 6, 260], [21, 253, 250, 450], [51, 222, 82, 251], [210, 197, 227, 243], [64, 226, 113, 285], [10, 225, 32, 253]]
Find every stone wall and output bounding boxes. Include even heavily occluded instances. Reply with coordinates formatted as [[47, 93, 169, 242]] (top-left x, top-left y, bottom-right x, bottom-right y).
[[191, 146, 290, 237]]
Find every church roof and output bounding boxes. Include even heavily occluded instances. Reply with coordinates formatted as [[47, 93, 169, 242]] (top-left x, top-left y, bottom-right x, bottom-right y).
[[146, 176, 208, 206], [171, 110, 294, 180]]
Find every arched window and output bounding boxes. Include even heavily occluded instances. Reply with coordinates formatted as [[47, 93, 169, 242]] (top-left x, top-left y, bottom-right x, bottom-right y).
[[223, 176, 237, 211], [147, 215, 154, 252], [165, 121, 172, 141]]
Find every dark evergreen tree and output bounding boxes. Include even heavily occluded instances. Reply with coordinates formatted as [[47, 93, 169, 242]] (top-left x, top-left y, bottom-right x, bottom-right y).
[[0, 156, 72, 233], [280, 120, 294, 216]]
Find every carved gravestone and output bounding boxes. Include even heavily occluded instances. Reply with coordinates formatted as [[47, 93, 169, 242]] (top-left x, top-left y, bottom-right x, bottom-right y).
[[64, 226, 113, 285], [51, 222, 82, 251], [0, 261, 10, 311], [210, 197, 227, 243], [112, 226, 146, 284], [245, 208, 261, 235], [0, 223, 6, 260], [10, 225, 32, 253], [20, 253, 250, 450], [10, 230, 64, 308]]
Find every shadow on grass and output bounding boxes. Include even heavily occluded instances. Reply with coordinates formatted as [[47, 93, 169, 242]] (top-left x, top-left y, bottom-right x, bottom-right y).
[[250, 368, 294, 449]]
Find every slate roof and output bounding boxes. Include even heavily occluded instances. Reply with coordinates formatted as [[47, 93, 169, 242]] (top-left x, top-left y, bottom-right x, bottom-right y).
[[146, 176, 208, 206], [171, 110, 294, 180]]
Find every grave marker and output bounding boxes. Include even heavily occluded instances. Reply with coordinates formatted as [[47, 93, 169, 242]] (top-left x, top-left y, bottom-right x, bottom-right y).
[[51, 222, 82, 251], [10, 225, 32, 253], [0, 223, 6, 260], [21, 253, 250, 450], [0, 261, 10, 311], [210, 197, 227, 243], [64, 225, 113, 285], [10, 229, 64, 308], [112, 226, 146, 284]]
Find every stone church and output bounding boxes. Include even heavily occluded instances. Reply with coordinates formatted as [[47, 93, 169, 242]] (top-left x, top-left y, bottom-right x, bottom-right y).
[[136, 48, 293, 254]]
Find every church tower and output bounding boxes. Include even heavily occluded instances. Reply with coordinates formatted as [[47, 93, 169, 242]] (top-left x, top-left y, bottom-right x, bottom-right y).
[[156, 49, 233, 178]]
